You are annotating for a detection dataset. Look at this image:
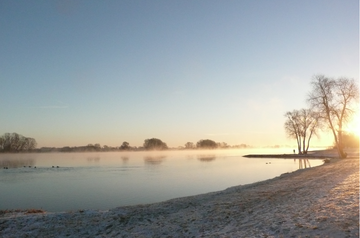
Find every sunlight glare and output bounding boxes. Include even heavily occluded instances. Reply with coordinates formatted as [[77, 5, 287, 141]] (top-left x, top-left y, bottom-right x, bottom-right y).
[[346, 112, 360, 136]]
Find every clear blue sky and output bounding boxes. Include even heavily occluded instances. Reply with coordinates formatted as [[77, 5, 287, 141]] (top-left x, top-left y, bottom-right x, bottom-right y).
[[0, 0, 358, 148]]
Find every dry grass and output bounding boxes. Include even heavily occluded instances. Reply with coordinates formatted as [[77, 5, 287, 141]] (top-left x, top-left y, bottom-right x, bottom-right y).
[[0, 209, 45, 216]]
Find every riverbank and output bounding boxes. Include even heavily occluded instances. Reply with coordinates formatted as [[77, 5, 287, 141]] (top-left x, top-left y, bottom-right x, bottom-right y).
[[244, 148, 359, 160], [1, 157, 359, 237]]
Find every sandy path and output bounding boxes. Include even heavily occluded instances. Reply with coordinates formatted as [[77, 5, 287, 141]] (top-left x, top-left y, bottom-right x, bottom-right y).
[[1, 158, 358, 237]]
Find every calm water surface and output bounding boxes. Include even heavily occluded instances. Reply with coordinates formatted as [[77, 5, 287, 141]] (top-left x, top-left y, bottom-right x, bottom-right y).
[[0, 149, 324, 212]]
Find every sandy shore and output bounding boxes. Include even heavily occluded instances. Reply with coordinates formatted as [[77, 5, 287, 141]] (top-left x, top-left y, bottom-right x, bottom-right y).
[[1, 157, 359, 237]]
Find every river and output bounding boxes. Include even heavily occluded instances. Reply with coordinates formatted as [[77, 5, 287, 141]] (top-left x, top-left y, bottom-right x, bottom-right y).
[[0, 148, 324, 212]]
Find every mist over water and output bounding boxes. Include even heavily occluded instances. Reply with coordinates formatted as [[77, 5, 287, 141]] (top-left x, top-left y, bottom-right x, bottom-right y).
[[0, 148, 324, 212]]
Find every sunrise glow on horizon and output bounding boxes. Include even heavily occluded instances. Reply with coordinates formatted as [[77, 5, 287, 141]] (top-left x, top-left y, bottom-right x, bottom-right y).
[[0, 1, 358, 148]]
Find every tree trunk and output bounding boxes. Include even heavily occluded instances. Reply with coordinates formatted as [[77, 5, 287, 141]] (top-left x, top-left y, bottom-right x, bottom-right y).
[[337, 130, 346, 158], [302, 133, 306, 154], [296, 135, 302, 154], [329, 125, 344, 158], [305, 130, 314, 154]]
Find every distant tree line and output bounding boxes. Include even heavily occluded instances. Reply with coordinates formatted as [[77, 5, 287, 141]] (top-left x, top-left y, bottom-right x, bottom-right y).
[[0, 133, 254, 153], [44, 139, 250, 152], [183, 141, 247, 150], [38, 143, 131, 153]]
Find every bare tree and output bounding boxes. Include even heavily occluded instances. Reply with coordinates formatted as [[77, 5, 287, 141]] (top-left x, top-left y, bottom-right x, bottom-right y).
[[143, 138, 168, 150], [217, 142, 229, 149], [299, 109, 320, 154], [284, 109, 319, 154], [94, 143, 101, 151], [196, 139, 217, 149], [120, 141, 130, 150], [184, 142, 195, 149], [0, 133, 37, 152], [285, 110, 302, 153], [307, 75, 359, 158]]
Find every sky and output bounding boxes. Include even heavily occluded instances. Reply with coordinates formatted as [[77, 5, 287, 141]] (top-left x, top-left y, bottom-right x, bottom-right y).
[[0, 0, 358, 148]]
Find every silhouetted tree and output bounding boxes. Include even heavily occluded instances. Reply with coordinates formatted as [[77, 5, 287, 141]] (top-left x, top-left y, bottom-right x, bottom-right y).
[[143, 138, 168, 150], [285, 110, 301, 153], [0, 133, 37, 152], [120, 141, 131, 150], [60, 146, 72, 152], [184, 142, 195, 149], [196, 139, 217, 149], [85, 144, 96, 151], [217, 142, 229, 149], [284, 109, 319, 154], [94, 143, 101, 151], [307, 75, 359, 158]]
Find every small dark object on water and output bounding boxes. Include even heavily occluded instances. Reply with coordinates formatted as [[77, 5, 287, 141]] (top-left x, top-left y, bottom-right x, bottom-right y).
[[56, 166, 59, 168], [52, 166, 54, 168], [28, 166, 31, 168]]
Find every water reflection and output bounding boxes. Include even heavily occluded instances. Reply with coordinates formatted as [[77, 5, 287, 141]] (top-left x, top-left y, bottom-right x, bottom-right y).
[[121, 156, 129, 163], [86, 156, 100, 162], [0, 150, 325, 212], [0, 158, 35, 168], [144, 156, 166, 165], [197, 154, 216, 162], [296, 159, 311, 169], [186, 155, 194, 160]]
